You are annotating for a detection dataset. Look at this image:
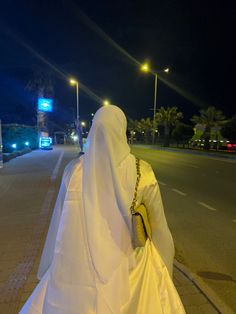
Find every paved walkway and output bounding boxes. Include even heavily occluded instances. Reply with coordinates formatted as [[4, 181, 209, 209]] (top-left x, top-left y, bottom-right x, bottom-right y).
[[0, 255, 230, 314]]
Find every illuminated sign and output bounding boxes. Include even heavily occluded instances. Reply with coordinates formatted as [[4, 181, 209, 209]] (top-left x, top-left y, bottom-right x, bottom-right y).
[[39, 137, 52, 148], [38, 98, 53, 112]]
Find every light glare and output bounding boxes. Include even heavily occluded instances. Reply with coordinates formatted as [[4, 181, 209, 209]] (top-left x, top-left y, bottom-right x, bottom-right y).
[[70, 78, 78, 85], [103, 100, 110, 106], [141, 63, 150, 72]]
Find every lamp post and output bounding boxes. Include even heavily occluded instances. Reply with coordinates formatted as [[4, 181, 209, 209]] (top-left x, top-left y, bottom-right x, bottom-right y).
[[70, 78, 83, 152], [140, 63, 169, 144], [69, 79, 79, 121]]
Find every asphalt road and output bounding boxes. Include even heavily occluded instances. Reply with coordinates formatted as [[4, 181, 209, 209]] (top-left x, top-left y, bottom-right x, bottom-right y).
[[131, 146, 236, 312]]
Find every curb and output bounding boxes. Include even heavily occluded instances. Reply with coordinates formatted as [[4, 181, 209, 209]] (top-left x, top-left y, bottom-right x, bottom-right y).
[[174, 260, 235, 314]]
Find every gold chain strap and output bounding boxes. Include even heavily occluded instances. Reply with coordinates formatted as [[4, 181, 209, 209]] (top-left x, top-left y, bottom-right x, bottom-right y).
[[130, 157, 141, 214]]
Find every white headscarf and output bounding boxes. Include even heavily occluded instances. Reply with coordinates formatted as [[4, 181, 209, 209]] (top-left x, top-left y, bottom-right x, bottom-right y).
[[83, 105, 135, 310]]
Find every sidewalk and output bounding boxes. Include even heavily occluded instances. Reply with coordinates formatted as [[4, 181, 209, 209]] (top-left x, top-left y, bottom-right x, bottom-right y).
[[0, 257, 232, 313]]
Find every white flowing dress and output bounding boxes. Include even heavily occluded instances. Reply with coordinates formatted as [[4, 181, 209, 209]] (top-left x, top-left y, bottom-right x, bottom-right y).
[[19, 155, 185, 314]]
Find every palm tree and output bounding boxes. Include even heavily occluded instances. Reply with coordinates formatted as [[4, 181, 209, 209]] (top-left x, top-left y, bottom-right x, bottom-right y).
[[191, 106, 226, 150], [172, 123, 194, 148], [127, 118, 139, 144], [127, 118, 153, 144], [155, 107, 183, 146], [138, 118, 153, 143], [221, 115, 236, 142]]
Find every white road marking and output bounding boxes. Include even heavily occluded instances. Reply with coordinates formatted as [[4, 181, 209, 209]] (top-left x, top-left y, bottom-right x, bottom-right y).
[[51, 151, 64, 181], [198, 202, 217, 211], [158, 181, 167, 186], [171, 188, 187, 196]]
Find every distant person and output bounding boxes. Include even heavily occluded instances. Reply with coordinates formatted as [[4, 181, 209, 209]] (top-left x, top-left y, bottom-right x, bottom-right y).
[[76, 119, 83, 153], [20, 105, 185, 314]]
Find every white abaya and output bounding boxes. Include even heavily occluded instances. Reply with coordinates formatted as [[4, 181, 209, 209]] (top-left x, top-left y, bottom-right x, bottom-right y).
[[20, 105, 185, 314]]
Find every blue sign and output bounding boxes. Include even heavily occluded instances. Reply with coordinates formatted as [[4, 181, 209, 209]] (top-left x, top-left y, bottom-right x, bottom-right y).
[[39, 137, 52, 149], [38, 98, 53, 112]]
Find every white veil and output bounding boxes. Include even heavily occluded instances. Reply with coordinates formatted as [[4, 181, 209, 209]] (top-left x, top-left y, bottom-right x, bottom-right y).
[[82, 105, 135, 311]]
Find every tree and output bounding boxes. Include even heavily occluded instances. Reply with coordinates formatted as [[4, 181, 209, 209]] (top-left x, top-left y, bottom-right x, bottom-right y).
[[191, 106, 225, 150], [127, 118, 139, 144], [137, 118, 153, 143], [172, 123, 194, 148], [221, 115, 236, 142], [127, 118, 154, 144], [155, 107, 183, 146], [2, 124, 38, 153]]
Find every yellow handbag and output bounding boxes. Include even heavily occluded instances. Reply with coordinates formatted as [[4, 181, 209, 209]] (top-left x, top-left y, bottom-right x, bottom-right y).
[[130, 158, 152, 248]]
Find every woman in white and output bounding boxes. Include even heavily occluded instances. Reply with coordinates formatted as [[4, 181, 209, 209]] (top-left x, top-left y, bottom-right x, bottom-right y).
[[20, 105, 185, 314]]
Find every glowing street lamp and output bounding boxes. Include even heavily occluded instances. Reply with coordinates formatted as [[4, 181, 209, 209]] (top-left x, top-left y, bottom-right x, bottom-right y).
[[140, 62, 170, 144], [70, 79, 77, 85], [140, 63, 150, 72], [103, 100, 110, 106], [69, 78, 79, 121], [69, 78, 84, 152]]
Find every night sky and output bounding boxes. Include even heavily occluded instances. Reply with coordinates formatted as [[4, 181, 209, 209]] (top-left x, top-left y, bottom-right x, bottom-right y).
[[0, 0, 235, 129]]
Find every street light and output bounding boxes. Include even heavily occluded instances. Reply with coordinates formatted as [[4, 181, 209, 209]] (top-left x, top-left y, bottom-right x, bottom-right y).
[[69, 78, 79, 121], [140, 63, 170, 144], [69, 78, 84, 152], [103, 99, 110, 106], [81, 121, 86, 135], [140, 63, 150, 72]]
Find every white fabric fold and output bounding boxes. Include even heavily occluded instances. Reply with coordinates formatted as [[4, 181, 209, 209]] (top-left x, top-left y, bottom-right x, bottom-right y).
[[82, 105, 136, 311]]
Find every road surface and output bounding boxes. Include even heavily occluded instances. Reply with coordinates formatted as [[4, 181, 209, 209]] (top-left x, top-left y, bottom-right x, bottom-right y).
[[131, 146, 236, 311]]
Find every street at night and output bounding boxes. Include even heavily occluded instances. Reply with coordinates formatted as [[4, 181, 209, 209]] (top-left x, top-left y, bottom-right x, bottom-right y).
[[0, 0, 235, 313], [131, 146, 236, 311]]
